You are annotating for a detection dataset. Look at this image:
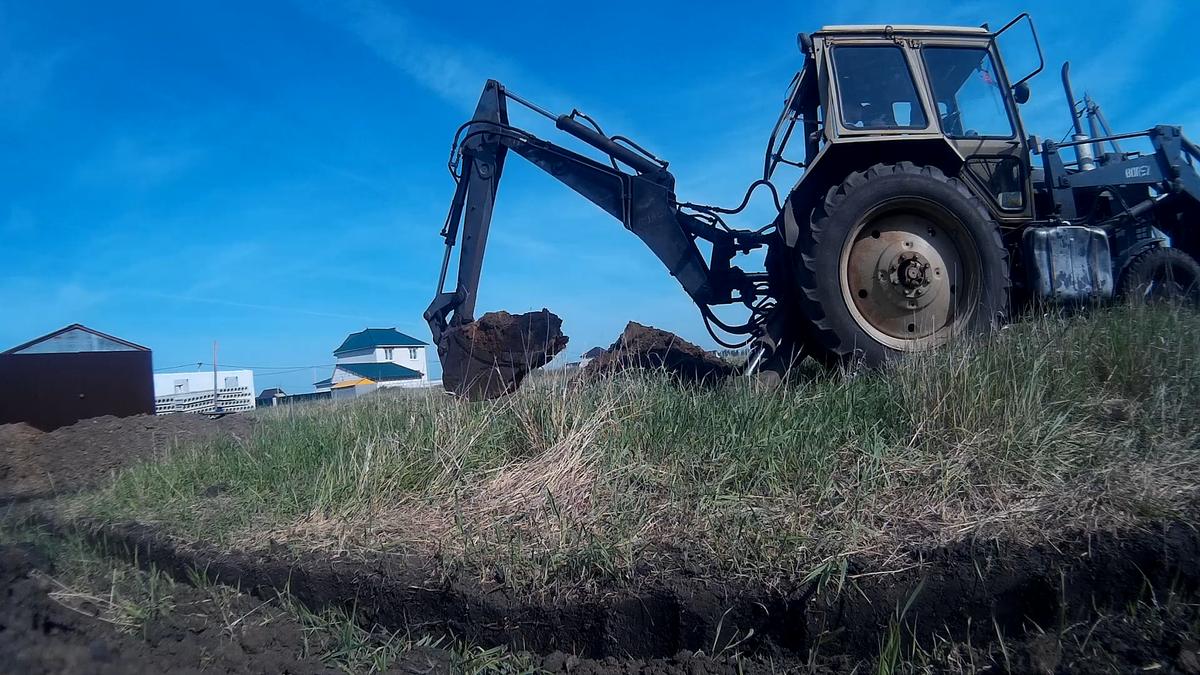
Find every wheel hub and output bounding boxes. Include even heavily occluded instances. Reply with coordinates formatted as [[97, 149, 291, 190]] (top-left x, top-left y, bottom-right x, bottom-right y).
[[840, 206, 979, 350], [891, 251, 933, 295]]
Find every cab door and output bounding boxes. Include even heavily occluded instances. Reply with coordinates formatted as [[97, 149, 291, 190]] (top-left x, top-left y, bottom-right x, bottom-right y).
[[918, 42, 1034, 224]]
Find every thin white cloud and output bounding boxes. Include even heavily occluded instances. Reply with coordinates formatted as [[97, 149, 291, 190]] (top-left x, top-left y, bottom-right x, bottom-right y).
[[3, 205, 35, 235], [75, 137, 205, 190], [0, 6, 70, 126], [135, 291, 398, 325], [304, 0, 559, 112]]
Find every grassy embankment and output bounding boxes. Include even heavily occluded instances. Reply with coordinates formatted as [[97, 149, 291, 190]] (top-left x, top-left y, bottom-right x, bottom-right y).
[[78, 305, 1200, 592]]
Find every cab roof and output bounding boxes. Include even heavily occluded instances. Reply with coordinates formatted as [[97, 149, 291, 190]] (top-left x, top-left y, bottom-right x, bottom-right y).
[[816, 24, 990, 36]]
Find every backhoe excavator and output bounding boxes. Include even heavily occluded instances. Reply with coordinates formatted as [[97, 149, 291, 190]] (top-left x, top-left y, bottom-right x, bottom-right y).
[[426, 14, 1200, 397]]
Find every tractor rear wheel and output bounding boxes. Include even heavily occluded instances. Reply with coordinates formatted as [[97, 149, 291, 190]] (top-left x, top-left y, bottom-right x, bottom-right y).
[[793, 162, 1010, 367], [1117, 247, 1200, 307]]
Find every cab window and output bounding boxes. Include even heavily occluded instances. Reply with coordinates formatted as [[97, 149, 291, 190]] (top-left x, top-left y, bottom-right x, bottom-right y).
[[924, 47, 1014, 138], [832, 46, 927, 130]]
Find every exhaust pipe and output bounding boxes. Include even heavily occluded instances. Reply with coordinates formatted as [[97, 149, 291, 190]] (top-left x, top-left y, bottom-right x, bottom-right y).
[[1061, 62, 1096, 170]]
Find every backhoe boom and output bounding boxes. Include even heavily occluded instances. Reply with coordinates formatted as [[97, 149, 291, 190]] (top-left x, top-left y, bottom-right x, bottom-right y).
[[424, 80, 767, 350]]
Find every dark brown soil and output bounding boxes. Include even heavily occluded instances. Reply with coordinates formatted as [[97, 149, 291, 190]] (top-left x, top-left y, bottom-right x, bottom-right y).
[[37, 514, 1200, 673], [590, 322, 735, 383], [0, 533, 766, 674], [439, 309, 569, 400], [0, 413, 253, 503], [0, 542, 343, 674]]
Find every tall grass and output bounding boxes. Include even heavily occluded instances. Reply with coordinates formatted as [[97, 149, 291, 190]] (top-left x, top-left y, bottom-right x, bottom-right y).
[[80, 305, 1200, 592]]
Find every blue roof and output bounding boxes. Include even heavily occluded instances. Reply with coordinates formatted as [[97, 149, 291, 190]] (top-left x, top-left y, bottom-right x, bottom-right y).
[[336, 361, 422, 382], [334, 328, 427, 355], [313, 377, 333, 388]]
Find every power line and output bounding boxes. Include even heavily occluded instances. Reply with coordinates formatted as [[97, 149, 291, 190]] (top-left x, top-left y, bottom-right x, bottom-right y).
[[154, 362, 336, 373], [153, 362, 203, 372], [209, 362, 337, 371]]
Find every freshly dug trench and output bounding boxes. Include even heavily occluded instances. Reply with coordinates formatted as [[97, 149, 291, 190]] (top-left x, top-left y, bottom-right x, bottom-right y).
[[590, 322, 735, 383], [0, 542, 344, 675], [43, 514, 1200, 671], [439, 309, 569, 400]]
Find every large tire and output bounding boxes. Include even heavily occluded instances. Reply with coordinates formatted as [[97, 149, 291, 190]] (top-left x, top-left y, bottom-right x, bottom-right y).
[[793, 162, 1010, 367], [1117, 247, 1200, 307]]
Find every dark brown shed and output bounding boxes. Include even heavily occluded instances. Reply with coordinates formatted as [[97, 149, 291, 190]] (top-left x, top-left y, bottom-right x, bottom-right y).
[[0, 324, 154, 431]]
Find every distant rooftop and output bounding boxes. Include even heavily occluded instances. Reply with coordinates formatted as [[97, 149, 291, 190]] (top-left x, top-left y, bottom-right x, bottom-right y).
[[3, 323, 149, 355], [334, 328, 428, 355], [336, 361, 422, 382]]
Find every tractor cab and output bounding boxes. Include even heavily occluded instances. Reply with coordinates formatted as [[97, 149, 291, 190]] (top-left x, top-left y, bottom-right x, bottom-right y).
[[778, 17, 1044, 230]]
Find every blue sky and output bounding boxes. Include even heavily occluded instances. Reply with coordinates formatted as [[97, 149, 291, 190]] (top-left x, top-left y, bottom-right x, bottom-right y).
[[2, 0, 1198, 393]]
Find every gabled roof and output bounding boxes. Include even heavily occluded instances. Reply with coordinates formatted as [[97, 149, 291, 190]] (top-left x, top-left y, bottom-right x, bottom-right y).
[[257, 387, 287, 399], [334, 328, 428, 355], [336, 361, 422, 382], [313, 377, 334, 389], [3, 324, 150, 355]]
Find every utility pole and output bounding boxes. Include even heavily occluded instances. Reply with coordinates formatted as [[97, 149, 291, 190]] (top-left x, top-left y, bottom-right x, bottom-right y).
[[212, 340, 219, 414]]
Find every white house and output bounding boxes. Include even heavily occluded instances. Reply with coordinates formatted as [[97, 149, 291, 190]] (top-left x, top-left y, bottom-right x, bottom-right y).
[[153, 369, 256, 414], [314, 328, 429, 399]]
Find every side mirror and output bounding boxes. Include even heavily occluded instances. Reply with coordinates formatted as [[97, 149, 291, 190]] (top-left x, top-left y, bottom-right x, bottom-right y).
[[797, 32, 813, 57], [1012, 82, 1030, 105]]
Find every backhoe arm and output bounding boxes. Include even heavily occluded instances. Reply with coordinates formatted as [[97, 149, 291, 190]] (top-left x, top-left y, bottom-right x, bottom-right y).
[[425, 80, 759, 349]]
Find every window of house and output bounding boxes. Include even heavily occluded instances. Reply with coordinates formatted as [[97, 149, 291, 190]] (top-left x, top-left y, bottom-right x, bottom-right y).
[[924, 47, 1014, 138], [224, 376, 238, 388], [832, 46, 927, 130], [408, 348, 418, 359], [174, 380, 188, 394], [384, 348, 394, 360]]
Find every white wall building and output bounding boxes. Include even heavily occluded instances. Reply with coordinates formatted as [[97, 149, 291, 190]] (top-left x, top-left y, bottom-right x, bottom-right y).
[[153, 369, 256, 414], [313, 328, 430, 399]]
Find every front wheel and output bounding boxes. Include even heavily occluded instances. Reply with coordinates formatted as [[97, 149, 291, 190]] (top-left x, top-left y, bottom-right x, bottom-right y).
[[791, 162, 1010, 367]]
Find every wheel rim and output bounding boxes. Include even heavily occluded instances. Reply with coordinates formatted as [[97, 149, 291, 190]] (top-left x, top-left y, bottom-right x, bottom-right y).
[[839, 197, 982, 351]]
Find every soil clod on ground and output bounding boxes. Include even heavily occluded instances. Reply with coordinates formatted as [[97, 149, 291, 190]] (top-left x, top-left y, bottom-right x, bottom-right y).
[[590, 322, 735, 383], [438, 308, 569, 400]]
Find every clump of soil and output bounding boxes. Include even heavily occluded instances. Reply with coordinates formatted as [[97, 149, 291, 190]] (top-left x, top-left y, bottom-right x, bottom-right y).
[[439, 309, 569, 400], [590, 322, 735, 383], [0, 414, 253, 503]]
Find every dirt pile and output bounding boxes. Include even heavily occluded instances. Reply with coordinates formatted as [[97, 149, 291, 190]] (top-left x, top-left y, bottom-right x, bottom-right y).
[[438, 309, 569, 400], [0, 414, 253, 503], [590, 322, 736, 383], [0, 422, 43, 445]]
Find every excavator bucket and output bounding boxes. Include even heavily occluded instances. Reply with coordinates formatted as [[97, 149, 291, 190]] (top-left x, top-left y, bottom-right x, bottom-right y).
[[437, 310, 568, 400]]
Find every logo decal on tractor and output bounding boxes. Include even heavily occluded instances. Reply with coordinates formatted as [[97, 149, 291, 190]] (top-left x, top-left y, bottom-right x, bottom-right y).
[[1125, 165, 1151, 179]]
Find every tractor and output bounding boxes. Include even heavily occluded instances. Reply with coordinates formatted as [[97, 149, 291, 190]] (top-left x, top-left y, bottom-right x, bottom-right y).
[[426, 14, 1200, 395]]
